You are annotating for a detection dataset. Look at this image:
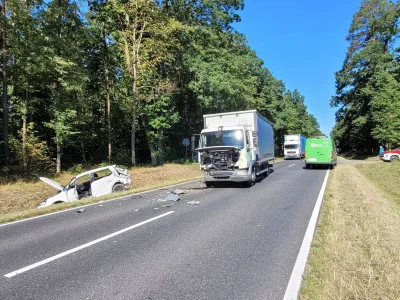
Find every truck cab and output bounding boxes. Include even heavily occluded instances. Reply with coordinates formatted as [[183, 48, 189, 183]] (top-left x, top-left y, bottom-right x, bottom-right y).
[[198, 126, 255, 186], [196, 110, 275, 187]]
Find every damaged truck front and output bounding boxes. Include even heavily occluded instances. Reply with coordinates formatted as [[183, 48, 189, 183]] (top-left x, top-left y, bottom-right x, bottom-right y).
[[197, 110, 275, 187]]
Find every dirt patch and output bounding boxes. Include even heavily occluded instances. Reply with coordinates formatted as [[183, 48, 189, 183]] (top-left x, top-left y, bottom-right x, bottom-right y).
[[0, 164, 202, 217], [300, 164, 400, 299]]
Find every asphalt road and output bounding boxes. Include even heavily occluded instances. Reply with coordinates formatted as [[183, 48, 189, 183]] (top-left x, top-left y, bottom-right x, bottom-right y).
[[0, 160, 328, 300]]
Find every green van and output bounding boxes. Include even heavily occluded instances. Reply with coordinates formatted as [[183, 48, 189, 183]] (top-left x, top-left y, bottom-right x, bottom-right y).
[[305, 137, 337, 169]]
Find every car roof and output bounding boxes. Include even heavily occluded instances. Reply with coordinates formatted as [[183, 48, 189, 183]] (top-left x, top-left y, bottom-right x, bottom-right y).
[[76, 165, 116, 178]]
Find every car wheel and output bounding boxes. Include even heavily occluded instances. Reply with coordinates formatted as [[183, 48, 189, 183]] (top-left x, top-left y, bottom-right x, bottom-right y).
[[205, 181, 213, 188], [390, 155, 399, 162], [305, 164, 310, 169], [112, 184, 126, 192], [330, 164, 335, 170]]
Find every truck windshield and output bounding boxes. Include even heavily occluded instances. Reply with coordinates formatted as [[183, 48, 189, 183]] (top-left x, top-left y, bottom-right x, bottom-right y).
[[201, 130, 244, 149], [285, 144, 298, 149]]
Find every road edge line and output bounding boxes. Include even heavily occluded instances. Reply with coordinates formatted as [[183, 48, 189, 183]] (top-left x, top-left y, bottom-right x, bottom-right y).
[[4, 211, 175, 278], [0, 179, 199, 228], [283, 169, 330, 300]]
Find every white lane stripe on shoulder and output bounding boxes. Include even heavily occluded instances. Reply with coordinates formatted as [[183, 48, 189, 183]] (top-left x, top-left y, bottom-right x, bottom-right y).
[[283, 170, 330, 300]]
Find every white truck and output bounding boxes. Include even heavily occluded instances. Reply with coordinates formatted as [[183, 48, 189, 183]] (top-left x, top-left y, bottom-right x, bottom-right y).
[[197, 110, 275, 187], [283, 134, 306, 159]]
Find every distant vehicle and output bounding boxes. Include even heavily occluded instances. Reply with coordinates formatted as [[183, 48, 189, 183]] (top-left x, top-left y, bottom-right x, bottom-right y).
[[381, 148, 400, 162], [38, 165, 131, 208], [196, 110, 275, 187], [284, 134, 306, 159], [304, 137, 337, 169]]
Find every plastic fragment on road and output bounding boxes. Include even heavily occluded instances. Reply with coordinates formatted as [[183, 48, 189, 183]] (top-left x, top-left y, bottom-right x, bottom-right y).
[[166, 193, 180, 201], [172, 189, 186, 195], [187, 201, 201, 205], [77, 208, 86, 213], [134, 209, 140, 212]]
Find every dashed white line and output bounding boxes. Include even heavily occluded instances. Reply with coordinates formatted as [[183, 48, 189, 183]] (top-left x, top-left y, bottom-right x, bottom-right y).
[[4, 211, 175, 278], [283, 170, 330, 300]]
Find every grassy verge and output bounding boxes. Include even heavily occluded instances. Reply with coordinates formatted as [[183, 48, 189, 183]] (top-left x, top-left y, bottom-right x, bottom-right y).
[[300, 164, 400, 299], [356, 162, 400, 211], [0, 163, 202, 224], [340, 151, 380, 161]]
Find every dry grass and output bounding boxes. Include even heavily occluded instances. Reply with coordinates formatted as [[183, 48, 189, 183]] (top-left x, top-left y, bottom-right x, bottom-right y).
[[300, 164, 400, 300], [0, 164, 202, 223]]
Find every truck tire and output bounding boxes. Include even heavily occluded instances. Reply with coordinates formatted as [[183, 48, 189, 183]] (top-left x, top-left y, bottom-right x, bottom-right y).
[[245, 167, 256, 187], [205, 181, 213, 188], [112, 184, 125, 192], [305, 164, 310, 169], [390, 155, 399, 162]]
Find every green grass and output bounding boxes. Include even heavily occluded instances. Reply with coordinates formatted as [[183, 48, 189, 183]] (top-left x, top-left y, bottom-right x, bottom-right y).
[[356, 161, 400, 209]]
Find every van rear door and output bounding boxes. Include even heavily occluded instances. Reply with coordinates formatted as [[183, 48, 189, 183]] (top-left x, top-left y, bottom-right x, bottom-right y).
[[306, 139, 332, 163]]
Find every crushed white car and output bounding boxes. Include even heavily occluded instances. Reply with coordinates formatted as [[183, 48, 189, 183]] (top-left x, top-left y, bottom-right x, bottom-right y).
[[38, 165, 131, 208]]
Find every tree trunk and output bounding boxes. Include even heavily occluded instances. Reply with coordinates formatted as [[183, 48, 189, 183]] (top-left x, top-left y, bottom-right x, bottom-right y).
[[2, 0, 9, 165], [142, 119, 157, 167], [103, 28, 112, 163], [158, 128, 164, 165], [80, 139, 86, 163], [131, 66, 137, 166], [22, 114, 27, 171], [107, 77, 111, 163], [56, 143, 61, 174]]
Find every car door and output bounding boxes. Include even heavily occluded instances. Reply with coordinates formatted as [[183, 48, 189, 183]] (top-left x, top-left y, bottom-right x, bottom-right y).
[[65, 178, 78, 202], [91, 169, 114, 197]]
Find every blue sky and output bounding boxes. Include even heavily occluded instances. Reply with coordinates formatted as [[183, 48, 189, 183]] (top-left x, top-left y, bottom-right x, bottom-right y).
[[234, 0, 362, 136]]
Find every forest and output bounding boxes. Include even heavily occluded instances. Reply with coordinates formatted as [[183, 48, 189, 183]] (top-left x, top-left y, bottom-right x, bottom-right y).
[[0, 0, 323, 176], [332, 0, 400, 154]]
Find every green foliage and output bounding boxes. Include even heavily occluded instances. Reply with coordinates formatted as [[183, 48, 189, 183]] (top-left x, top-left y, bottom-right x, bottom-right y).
[[1, 0, 321, 173], [332, 0, 400, 153]]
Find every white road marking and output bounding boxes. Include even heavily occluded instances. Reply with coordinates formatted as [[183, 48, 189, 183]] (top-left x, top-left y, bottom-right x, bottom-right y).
[[283, 169, 330, 300], [4, 211, 175, 278], [288, 164, 296, 167]]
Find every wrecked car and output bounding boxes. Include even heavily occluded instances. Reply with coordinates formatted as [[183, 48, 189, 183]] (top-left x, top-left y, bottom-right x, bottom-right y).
[[38, 165, 131, 208]]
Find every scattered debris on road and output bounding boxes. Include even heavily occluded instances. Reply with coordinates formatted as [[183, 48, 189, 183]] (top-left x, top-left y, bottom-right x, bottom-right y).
[[166, 193, 180, 201], [187, 200, 201, 205], [134, 209, 140, 212], [172, 189, 186, 195], [77, 208, 86, 213]]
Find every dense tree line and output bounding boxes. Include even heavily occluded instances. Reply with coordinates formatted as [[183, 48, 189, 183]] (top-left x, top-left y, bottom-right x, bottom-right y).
[[331, 0, 400, 153], [0, 0, 322, 175]]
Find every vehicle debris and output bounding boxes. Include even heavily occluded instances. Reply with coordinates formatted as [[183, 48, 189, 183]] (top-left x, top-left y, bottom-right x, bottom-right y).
[[187, 200, 201, 205], [134, 209, 140, 212], [77, 208, 86, 213], [38, 165, 131, 208], [166, 193, 180, 201], [172, 189, 186, 195]]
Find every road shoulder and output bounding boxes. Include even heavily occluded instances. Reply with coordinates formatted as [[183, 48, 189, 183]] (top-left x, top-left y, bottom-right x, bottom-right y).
[[300, 164, 400, 299]]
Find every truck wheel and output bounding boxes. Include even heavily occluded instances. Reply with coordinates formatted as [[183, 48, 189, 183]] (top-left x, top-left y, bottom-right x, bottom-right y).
[[112, 184, 126, 192], [205, 182, 213, 188], [305, 164, 310, 169], [247, 167, 256, 187], [390, 155, 399, 162]]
